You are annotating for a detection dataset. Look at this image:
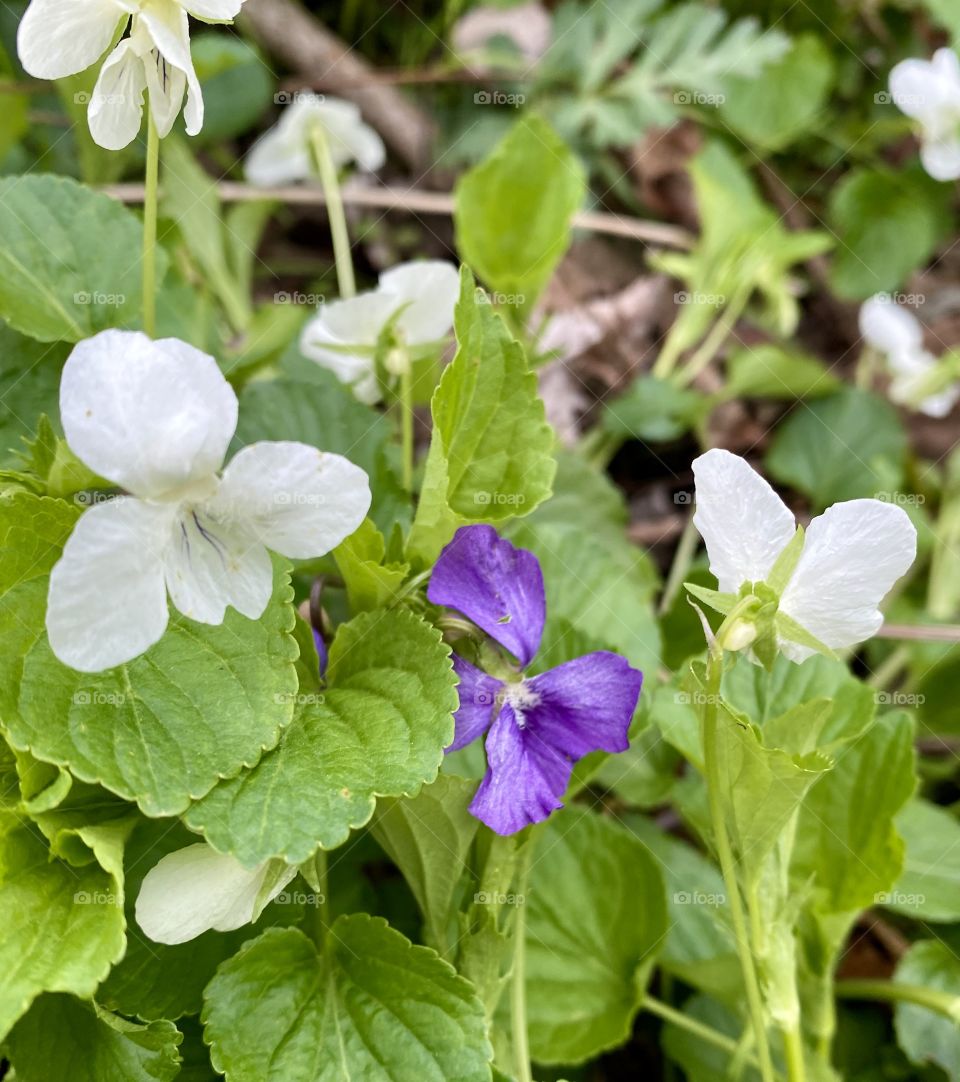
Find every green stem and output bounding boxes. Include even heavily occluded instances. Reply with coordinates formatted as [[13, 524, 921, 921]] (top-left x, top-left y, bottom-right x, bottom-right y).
[[643, 995, 757, 1063], [310, 849, 330, 948], [659, 511, 699, 616], [310, 125, 355, 299], [701, 649, 777, 1082], [673, 288, 750, 388], [782, 1023, 806, 1082], [511, 829, 538, 1082], [142, 109, 160, 338], [836, 979, 960, 1020], [866, 644, 910, 690], [399, 358, 414, 493]]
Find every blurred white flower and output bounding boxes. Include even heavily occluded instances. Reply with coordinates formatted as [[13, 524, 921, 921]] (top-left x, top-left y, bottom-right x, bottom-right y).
[[17, 0, 244, 150], [300, 260, 460, 404], [692, 448, 917, 662], [46, 330, 371, 672], [136, 842, 297, 944], [859, 294, 959, 418], [245, 94, 386, 187], [889, 48, 960, 181]]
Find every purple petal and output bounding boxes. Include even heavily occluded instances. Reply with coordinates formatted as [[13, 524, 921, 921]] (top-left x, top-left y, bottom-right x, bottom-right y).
[[312, 627, 329, 678], [449, 655, 503, 752], [524, 652, 642, 759], [469, 702, 572, 835], [428, 525, 545, 666]]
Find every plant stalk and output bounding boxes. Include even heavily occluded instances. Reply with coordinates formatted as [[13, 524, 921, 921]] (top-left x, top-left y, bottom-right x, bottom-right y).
[[142, 108, 160, 338], [836, 978, 960, 1019], [310, 125, 356, 299], [511, 828, 538, 1082]]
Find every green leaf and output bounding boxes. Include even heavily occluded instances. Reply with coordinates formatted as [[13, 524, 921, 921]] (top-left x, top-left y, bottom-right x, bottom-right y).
[[192, 33, 274, 144], [722, 343, 841, 401], [334, 517, 409, 613], [408, 268, 556, 565], [0, 325, 67, 468], [6, 993, 182, 1082], [602, 375, 707, 443], [894, 940, 960, 1081], [186, 607, 458, 864], [719, 35, 835, 151], [0, 493, 299, 817], [202, 918, 492, 1081], [765, 388, 907, 510], [370, 773, 479, 957], [792, 711, 916, 914], [887, 800, 960, 922], [454, 115, 585, 312], [0, 822, 125, 1039], [827, 167, 951, 300], [525, 808, 667, 1065], [0, 174, 165, 342]]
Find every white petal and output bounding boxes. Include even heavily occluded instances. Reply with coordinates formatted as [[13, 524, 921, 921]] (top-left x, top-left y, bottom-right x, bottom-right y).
[[379, 260, 460, 344], [88, 39, 147, 151], [182, 0, 243, 21], [140, 43, 187, 140], [692, 448, 797, 593], [60, 331, 237, 500], [135, 843, 297, 945], [17, 0, 125, 80], [245, 123, 311, 186], [858, 295, 923, 356], [299, 293, 397, 403], [211, 441, 371, 559], [308, 96, 386, 171], [164, 508, 274, 624], [890, 57, 951, 120], [779, 500, 917, 661], [137, 4, 204, 136], [921, 136, 960, 181], [46, 497, 173, 672]]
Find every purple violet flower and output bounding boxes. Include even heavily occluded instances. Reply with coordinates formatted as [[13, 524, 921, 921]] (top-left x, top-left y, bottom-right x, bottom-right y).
[[428, 524, 644, 835]]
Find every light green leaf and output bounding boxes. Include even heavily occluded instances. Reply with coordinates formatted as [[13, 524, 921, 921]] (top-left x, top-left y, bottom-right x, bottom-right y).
[[203, 918, 492, 1081], [602, 375, 708, 443], [525, 808, 667, 1065], [0, 325, 68, 468], [0, 822, 125, 1039], [888, 799, 960, 922], [0, 493, 299, 817], [371, 773, 479, 957], [454, 115, 585, 312], [334, 518, 409, 613], [827, 167, 951, 301], [765, 388, 906, 510], [191, 33, 274, 144], [722, 343, 841, 402], [894, 940, 960, 1081], [719, 35, 835, 151], [0, 174, 164, 342], [186, 607, 458, 864], [408, 268, 556, 565], [6, 993, 182, 1082], [792, 711, 916, 914]]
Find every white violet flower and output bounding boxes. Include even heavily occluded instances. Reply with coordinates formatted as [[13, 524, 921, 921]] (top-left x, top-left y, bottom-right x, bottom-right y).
[[136, 843, 297, 944], [300, 260, 461, 404], [245, 94, 386, 187], [859, 294, 959, 418], [16, 0, 245, 150], [692, 448, 917, 663], [46, 329, 371, 672], [889, 47, 960, 181]]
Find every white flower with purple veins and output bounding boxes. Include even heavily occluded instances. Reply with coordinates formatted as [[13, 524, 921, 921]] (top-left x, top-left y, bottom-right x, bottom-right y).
[[692, 449, 917, 662], [300, 260, 461, 404], [245, 94, 386, 187], [859, 294, 960, 418], [16, 0, 243, 150], [136, 843, 297, 944], [889, 48, 960, 181], [46, 329, 371, 673]]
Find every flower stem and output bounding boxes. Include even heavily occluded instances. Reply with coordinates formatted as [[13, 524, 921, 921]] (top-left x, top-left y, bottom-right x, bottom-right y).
[[836, 979, 960, 1020], [701, 648, 776, 1082], [643, 995, 762, 1066], [511, 827, 539, 1082], [782, 1023, 807, 1082], [307, 849, 330, 950], [659, 511, 699, 616], [142, 109, 160, 338], [396, 351, 415, 492], [673, 287, 750, 388], [310, 125, 356, 299]]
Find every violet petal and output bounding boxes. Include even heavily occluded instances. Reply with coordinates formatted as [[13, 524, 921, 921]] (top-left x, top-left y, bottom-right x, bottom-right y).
[[428, 524, 545, 666], [469, 702, 572, 835], [448, 655, 503, 751]]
